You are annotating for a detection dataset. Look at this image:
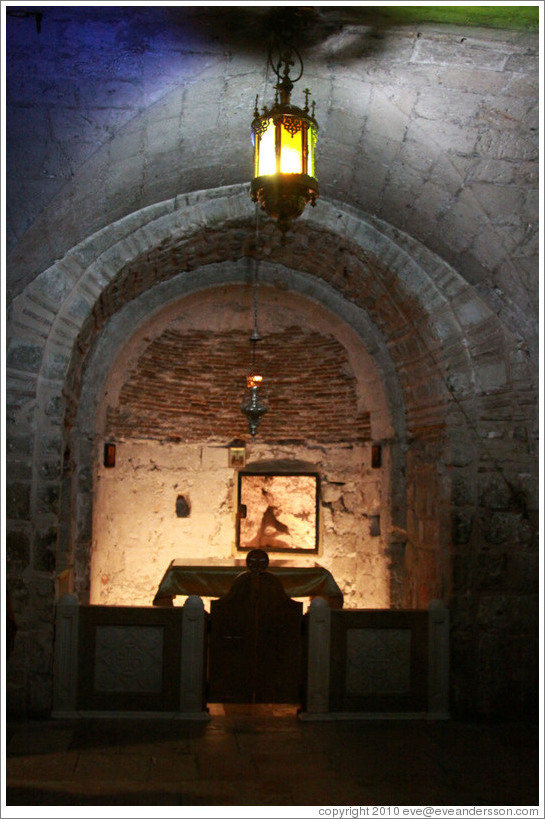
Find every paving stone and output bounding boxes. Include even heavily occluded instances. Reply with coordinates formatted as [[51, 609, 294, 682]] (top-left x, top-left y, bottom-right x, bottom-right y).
[[73, 751, 151, 781], [7, 751, 79, 781], [148, 752, 199, 782], [5, 712, 539, 806]]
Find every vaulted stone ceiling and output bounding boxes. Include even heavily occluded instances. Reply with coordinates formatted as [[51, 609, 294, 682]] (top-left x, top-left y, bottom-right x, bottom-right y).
[[5, 5, 539, 357]]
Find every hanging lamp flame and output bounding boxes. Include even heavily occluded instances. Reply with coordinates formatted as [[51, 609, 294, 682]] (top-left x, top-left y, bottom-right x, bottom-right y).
[[251, 46, 319, 239]]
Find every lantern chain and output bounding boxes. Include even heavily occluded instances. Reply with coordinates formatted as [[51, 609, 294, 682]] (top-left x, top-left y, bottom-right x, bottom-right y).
[[251, 208, 262, 369]]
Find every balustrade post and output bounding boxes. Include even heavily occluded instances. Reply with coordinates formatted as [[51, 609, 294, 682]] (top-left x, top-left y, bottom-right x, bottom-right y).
[[52, 593, 79, 716], [301, 597, 331, 718], [178, 595, 209, 718], [428, 599, 450, 718]]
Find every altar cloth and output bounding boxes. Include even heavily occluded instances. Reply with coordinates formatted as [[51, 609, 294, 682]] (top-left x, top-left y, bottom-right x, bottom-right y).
[[153, 558, 343, 608]]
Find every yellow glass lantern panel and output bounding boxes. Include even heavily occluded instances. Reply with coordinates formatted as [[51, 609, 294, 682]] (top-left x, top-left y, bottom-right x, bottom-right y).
[[257, 119, 276, 176], [280, 121, 303, 174], [307, 124, 317, 178]]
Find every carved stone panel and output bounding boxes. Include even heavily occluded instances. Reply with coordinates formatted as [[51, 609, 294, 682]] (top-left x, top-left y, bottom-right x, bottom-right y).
[[330, 610, 428, 713], [346, 627, 411, 695], [77, 606, 184, 711], [94, 625, 164, 693]]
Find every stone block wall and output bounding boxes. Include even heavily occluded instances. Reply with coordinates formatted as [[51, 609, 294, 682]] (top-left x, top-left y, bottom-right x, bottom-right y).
[[5, 6, 539, 720], [6, 9, 538, 366], [448, 395, 539, 718]]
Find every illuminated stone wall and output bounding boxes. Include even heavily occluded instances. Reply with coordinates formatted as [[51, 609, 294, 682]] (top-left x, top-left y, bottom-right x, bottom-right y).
[[91, 439, 391, 610]]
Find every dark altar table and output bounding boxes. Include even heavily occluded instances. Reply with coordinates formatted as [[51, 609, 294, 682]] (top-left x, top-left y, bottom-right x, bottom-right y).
[[153, 558, 344, 608]]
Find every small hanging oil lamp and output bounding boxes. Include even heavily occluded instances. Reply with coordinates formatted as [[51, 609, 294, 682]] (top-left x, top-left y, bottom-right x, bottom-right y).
[[241, 329, 268, 438]]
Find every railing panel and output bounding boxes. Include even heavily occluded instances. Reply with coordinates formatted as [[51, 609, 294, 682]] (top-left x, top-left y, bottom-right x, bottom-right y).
[[53, 595, 208, 718], [303, 601, 449, 719], [77, 605, 184, 711], [329, 609, 429, 714]]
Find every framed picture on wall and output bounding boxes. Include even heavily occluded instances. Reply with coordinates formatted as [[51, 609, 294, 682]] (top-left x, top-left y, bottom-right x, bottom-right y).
[[229, 447, 246, 468], [236, 471, 319, 553]]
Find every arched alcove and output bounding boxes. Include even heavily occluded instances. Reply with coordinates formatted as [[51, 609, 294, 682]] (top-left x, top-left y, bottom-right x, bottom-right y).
[[36, 189, 489, 618], [81, 280, 399, 609], [10, 190, 490, 613]]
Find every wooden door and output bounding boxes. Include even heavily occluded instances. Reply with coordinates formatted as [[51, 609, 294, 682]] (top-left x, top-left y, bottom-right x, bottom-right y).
[[208, 566, 303, 703]]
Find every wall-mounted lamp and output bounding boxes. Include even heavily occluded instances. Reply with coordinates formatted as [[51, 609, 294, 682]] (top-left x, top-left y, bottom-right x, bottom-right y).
[[104, 442, 116, 468], [250, 39, 319, 239]]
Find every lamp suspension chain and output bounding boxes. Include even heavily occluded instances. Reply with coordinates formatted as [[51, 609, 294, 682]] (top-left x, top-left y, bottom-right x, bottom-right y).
[[251, 207, 261, 355], [240, 206, 268, 438]]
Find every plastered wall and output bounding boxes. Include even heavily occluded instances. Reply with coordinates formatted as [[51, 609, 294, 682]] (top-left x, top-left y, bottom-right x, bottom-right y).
[[91, 439, 392, 610]]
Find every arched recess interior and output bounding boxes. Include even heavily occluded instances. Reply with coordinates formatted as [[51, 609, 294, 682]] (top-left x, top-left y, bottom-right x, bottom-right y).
[[80, 274, 402, 608], [13, 186, 491, 610]]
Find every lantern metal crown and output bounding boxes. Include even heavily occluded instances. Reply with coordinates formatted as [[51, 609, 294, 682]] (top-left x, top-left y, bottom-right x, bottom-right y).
[[250, 43, 319, 239]]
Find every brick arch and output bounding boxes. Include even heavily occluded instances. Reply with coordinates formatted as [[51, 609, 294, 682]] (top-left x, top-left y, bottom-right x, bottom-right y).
[[59, 188, 481, 442], [19, 186, 480, 432], [7, 186, 512, 636], [81, 278, 404, 608]]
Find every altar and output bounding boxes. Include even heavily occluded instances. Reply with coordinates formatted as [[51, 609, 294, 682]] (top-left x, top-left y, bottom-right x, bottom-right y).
[[153, 558, 344, 608]]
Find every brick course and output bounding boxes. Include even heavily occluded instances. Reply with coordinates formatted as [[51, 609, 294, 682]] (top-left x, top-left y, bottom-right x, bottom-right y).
[[106, 327, 371, 443]]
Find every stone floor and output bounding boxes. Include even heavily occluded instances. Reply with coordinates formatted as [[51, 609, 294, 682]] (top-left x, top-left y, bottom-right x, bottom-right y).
[[3, 705, 541, 810]]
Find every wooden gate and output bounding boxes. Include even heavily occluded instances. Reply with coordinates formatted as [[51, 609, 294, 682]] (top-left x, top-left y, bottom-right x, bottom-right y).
[[208, 551, 303, 703]]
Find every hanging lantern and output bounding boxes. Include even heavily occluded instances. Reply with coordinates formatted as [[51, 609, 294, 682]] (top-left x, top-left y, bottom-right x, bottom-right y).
[[241, 331, 268, 438], [241, 369, 268, 438], [251, 47, 319, 239]]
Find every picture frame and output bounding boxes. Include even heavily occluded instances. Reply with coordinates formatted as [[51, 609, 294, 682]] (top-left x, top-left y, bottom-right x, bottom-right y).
[[236, 471, 319, 553], [229, 447, 246, 468]]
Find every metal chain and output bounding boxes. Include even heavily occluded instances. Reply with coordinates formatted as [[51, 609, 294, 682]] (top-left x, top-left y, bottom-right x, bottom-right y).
[[252, 207, 261, 340], [249, 47, 272, 369], [250, 209, 261, 371]]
